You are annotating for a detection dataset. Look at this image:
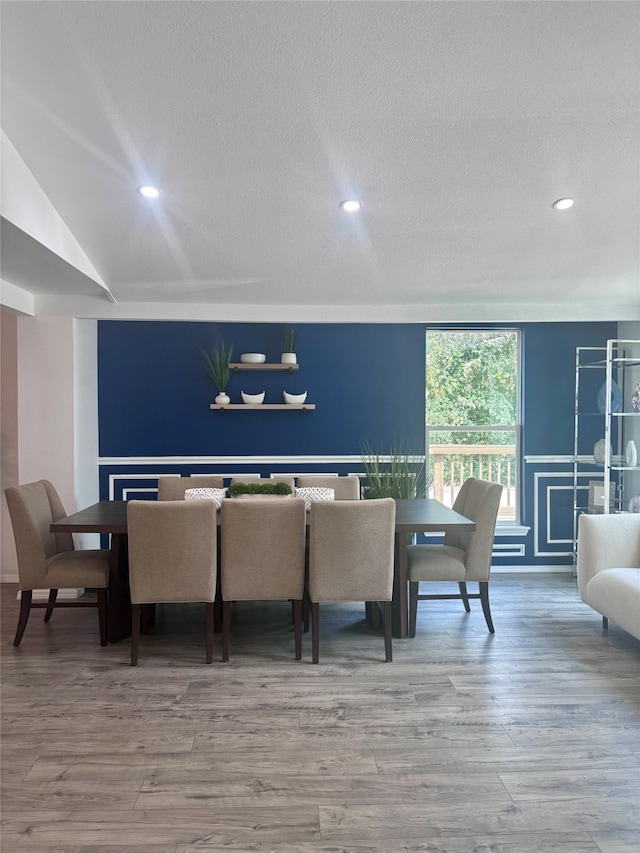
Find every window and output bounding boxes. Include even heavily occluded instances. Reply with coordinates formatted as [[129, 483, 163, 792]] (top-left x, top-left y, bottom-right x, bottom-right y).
[[426, 329, 521, 523]]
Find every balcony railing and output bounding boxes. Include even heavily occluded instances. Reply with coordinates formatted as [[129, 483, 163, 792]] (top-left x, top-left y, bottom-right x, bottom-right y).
[[429, 444, 516, 520]]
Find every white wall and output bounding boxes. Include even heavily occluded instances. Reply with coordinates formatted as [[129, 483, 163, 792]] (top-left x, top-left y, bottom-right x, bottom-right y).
[[17, 316, 76, 512], [1, 308, 19, 580], [73, 319, 100, 548]]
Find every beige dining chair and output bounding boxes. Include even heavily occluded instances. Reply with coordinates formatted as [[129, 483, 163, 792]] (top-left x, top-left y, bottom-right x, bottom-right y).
[[308, 497, 396, 663], [220, 497, 306, 661], [157, 475, 223, 500], [407, 477, 503, 636], [297, 475, 361, 500], [127, 500, 218, 665], [4, 480, 110, 647]]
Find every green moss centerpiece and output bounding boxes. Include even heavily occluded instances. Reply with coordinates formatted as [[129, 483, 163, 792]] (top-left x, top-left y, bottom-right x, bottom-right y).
[[228, 482, 293, 498]]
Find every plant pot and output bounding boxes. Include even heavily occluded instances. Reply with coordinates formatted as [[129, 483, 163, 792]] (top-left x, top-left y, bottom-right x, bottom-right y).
[[215, 391, 231, 405], [281, 352, 297, 365]]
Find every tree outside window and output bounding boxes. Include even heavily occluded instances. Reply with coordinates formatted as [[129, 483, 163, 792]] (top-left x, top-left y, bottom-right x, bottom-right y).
[[426, 330, 520, 522]]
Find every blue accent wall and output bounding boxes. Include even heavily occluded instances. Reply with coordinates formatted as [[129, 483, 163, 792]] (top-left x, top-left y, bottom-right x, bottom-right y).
[[98, 322, 427, 457], [98, 319, 618, 565]]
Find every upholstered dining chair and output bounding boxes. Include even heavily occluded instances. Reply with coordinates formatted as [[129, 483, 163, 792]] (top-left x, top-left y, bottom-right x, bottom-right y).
[[127, 499, 218, 665], [157, 475, 224, 500], [407, 477, 503, 636], [220, 497, 306, 661], [308, 497, 396, 663], [5, 480, 110, 647], [297, 475, 361, 500]]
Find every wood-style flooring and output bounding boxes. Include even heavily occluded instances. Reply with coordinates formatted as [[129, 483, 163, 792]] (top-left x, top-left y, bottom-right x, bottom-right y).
[[1, 574, 639, 852]]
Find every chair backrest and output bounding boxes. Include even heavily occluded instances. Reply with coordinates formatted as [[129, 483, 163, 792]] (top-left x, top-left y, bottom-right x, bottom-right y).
[[157, 476, 224, 500], [220, 497, 306, 601], [308, 498, 396, 602], [297, 475, 361, 500], [446, 477, 503, 580], [127, 500, 217, 604], [4, 480, 74, 589]]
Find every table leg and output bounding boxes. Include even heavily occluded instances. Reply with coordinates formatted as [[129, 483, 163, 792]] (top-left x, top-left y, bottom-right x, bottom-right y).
[[107, 533, 132, 643], [392, 532, 409, 638]]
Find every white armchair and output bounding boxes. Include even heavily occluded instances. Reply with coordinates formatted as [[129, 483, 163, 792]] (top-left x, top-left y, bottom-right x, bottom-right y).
[[576, 513, 640, 640]]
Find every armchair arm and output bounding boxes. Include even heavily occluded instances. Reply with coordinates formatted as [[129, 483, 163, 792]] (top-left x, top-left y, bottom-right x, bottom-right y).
[[576, 514, 640, 593]]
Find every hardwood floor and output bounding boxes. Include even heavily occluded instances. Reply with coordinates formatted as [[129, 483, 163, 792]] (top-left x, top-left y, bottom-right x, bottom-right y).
[[1, 574, 639, 852]]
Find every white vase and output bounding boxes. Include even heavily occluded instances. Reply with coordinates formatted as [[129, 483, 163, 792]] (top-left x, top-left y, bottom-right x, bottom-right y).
[[215, 391, 230, 405], [626, 440, 637, 468], [281, 352, 297, 365]]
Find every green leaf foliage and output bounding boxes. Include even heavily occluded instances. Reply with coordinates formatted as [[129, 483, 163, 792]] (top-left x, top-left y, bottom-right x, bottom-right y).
[[228, 481, 292, 497], [426, 331, 518, 444], [200, 341, 234, 392], [361, 440, 430, 499], [282, 325, 297, 353]]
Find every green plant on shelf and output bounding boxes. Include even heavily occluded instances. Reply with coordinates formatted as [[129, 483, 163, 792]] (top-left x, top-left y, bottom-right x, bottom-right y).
[[200, 341, 234, 392], [282, 325, 297, 353]]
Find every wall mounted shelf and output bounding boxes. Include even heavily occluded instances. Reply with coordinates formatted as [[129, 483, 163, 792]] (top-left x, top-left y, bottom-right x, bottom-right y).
[[229, 363, 299, 372], [210, 403, 315, 412]]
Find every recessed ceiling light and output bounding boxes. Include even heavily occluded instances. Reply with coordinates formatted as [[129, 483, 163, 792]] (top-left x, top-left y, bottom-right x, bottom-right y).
[[552, 197, 574, 210], [138, 185, 161, 199], [340, 200, 362, 212]]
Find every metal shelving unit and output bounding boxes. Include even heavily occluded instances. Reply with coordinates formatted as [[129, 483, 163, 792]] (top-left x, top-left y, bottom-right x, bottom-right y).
[[572, 339, 640, 568]]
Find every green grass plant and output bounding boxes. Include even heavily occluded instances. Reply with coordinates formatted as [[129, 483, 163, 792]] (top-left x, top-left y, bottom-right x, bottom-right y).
[[200, 341, 234, 392], [361, 441, 430, 499]]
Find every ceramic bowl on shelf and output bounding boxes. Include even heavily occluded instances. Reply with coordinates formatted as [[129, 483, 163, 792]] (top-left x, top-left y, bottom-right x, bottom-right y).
[[283, 391, 308, 405], [240, 353, 266, 364], [241, 391, 266, 404]]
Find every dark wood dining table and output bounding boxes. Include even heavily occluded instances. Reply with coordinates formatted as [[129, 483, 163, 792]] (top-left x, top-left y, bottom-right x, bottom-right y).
[[51, 498, 474, 643]]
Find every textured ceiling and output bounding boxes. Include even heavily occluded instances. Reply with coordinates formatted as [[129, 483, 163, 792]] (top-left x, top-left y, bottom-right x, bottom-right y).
[[1, 1, 639, 321]]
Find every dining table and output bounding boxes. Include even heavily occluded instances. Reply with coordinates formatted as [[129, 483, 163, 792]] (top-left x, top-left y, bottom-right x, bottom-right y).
[[51, 497, 475, 643]]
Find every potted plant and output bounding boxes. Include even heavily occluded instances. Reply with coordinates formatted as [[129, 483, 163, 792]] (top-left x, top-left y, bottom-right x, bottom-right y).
[[200, 341, 234, 404], [361, 440, 430, 499], [281, 325, 297, 365], [228, 481, 293, 498]]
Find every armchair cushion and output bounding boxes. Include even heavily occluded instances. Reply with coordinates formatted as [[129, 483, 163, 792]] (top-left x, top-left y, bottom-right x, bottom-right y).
[[576, 514, 640, 640], [407, 544, 466, 582], [47, 550, 110, 589]]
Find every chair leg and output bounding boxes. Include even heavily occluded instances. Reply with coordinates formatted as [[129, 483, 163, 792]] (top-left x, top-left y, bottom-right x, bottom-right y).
[[458, 581, 471, 612], [44, 589, 58, 622], [97, 589, 108, 646], [14, 590, 32, 647], [409, 581, 419, 638], [302, 590, 311, 633], [213, 589, 222, 633], [311, 602, 320, 664], [205, 602, 214, 664], [602, 616, 608, 631], [479, 582, 494, 634], [222, 601, 231, 662], [383, 600, 393, 662], [293, 599, 302, 660], [131, 603, 141, 666]]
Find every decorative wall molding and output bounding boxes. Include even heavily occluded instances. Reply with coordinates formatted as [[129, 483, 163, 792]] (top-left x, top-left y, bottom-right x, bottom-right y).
[[532, 469, 595, 558], [100, 455, 377, 466]]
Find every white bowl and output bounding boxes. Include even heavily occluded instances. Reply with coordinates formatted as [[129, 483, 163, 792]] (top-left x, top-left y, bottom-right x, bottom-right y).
[[240, 353, 266, 364], [241, 390, 266, 404], [283, 390, 308, 405]]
